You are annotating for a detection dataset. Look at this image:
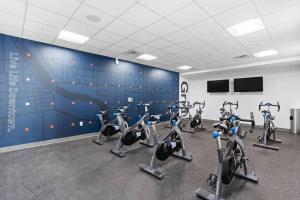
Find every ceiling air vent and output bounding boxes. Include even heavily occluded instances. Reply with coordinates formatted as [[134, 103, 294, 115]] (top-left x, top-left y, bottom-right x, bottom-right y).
[[233, 55, 250, 59], [123, 49, 139, 55]]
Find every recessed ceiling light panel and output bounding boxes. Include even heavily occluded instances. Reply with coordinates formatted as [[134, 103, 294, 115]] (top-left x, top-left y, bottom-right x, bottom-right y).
[[57, 30, 89, 44], [177, 65, 193, 70], [226, 18, 265, 37], [136, 54, 157, 61], [253, 50, 279, 57]]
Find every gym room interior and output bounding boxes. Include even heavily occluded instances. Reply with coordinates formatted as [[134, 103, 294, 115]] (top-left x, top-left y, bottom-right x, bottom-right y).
[[0, 0, 300, 200]]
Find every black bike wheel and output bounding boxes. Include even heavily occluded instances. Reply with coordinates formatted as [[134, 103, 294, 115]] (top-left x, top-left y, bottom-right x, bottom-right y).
[[222, 155, 235, 185]]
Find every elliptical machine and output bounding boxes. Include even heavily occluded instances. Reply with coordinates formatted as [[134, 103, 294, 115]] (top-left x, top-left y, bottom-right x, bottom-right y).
[[253, 102, 281, 151], [140, 103, 192, 179], [196, 114, 258, 200], [111, 102, 156, 157], [93, 105, 129, 145], [186, 101, 206, 134]]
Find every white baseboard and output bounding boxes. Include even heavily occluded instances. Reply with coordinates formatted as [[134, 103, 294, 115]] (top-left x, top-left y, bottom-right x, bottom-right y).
[[0, 132, 98, 154]]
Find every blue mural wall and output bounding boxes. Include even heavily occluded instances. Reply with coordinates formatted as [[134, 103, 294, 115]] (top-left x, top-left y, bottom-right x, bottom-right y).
[[0, 34, 179, 148]]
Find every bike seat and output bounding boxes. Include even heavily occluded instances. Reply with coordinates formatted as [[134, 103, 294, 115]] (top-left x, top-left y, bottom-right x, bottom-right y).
[[151, 115, 161, 121], [213, 122, 228, 130], [99, 110, 108, 115]]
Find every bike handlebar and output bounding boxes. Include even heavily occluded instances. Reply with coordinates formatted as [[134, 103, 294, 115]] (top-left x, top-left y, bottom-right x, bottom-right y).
[[193, 100, 206, 109], [221, 100, 238, 110], [259, 101, 280, 112]]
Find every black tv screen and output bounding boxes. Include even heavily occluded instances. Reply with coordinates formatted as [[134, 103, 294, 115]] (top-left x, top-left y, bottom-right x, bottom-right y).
[[234, 76, 263, 92], [207, 79, 229, 93]]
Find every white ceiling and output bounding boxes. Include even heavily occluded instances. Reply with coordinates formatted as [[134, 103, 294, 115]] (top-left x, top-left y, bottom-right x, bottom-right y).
[[0, 0, 299, 73]]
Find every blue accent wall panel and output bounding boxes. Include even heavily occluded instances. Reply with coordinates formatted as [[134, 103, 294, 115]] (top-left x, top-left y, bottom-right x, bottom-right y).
[[0, 34, 179, 148]]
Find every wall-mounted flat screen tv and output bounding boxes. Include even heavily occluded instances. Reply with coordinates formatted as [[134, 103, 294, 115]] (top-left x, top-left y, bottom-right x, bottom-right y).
[[207, 79, 229, 93], [234, 76, 263, 92]]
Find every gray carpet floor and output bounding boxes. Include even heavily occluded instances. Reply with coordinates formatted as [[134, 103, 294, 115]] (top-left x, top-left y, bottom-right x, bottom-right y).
[[1, 121, 300, 200]]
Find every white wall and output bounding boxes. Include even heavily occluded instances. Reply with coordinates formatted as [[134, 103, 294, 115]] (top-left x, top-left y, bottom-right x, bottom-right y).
[[180, 65, 300, 129]]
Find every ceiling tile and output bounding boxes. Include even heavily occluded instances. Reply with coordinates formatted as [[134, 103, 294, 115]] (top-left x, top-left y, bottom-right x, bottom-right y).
[[84, 0, 136, 17], [254, 0, 300, 15], [199, 30, 232, 43], [23, 30, 55, 44], [117, 38, 142, 49], [177, 38, 207, 50], [162, 44, 186, 54], [0, 23, 22, 37], [72, 4, 114, 28], [27, 5, 68, 28], [104, 45, 129, 55], [83, 38, 112, 49], [140, 0, 193, 16], [0, 12, 23, 28], [148, 50, 169, 58], [24, 20, 60, 37], [235, 29, 269, 44], [134, 45, 157, 53], [128, 30, 158, 43], [263, 7, 300, 28], [77, 44, 100, 54], [64, 20, 99, 36], [145, 19, 180, 37], [269, 21, 300, 44], [185, 18, 223, 37], [195, 0, 248, 16], [0, 0, 26, 17], [94, 30, 123, 43], [29, 0, 80, 17], [104, 19, 139, 37], [214, 2, 260, 27], [148, 38, 173, 49], [166, 3, 209, 28], [98, 49, 116, 57], [165, 30, 193, 44], [53, 39, 81, 49], [245, 41, 274, 53], [210, 39, 245, 53], [119, 4, 161, 28]]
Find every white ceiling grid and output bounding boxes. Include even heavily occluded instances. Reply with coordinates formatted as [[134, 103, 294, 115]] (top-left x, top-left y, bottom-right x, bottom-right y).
[[0, 0, 298, 72]]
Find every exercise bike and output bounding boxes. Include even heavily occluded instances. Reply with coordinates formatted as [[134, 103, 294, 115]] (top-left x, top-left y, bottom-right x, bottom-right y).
[[140, 104, 192, 179], [253, 102, 281, 151], [179, 100, 193, 128], [196, 114, 258, 200], [164, 101, 179, 128], [110, 102, 156, 157], [185, 101, 206, 134], [218, 101, 239, 140], [93, 105, 129, 145]]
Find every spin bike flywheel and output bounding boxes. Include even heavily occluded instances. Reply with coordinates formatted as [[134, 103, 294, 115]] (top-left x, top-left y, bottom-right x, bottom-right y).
[[222, 143, 241, 184]]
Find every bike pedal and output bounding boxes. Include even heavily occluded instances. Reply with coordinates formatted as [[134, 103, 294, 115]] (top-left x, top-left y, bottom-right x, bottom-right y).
[[207, 173, 218, 188]]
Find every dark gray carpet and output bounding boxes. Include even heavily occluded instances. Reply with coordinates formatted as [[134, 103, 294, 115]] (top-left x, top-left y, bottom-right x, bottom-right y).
[[1, 121, 300, 200]]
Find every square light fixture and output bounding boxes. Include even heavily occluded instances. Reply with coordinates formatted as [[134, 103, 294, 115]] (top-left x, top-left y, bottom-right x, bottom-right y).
[[253, 50, 279, 57], [177, 65, 193, 70], [57, 30, 89, 44], [136, 54, 157, 61], [226, 18, 265, 37]]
